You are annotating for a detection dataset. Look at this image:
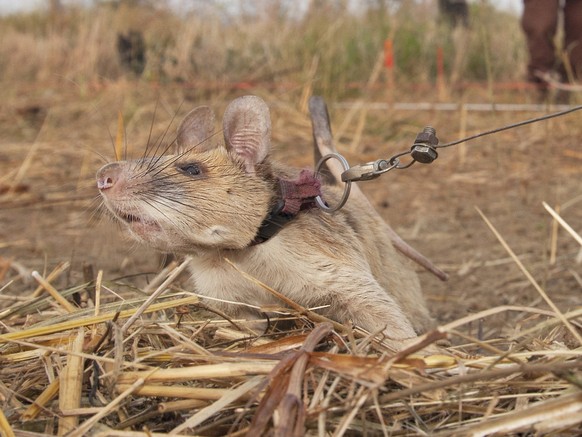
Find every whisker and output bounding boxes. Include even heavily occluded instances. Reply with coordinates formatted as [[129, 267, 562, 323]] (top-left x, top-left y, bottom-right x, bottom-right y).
[[145, 102, 185, 172], [142, 95, 161, 162], [143, 127, 226, 178]]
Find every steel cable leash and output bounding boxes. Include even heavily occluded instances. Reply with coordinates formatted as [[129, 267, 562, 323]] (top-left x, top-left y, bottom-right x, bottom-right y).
[[314, 103, 582, 213]]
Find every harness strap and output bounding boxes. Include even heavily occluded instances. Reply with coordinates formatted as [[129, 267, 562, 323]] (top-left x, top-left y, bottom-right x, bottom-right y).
[[251, 170, 321, 245]]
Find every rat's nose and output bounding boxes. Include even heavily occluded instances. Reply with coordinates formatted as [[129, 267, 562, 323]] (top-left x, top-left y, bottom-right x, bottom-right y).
[[96, 162, 122, 190]]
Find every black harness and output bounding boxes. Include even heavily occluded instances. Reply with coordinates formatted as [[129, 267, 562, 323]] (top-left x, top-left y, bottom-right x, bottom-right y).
[[251, 170, 322, 245]]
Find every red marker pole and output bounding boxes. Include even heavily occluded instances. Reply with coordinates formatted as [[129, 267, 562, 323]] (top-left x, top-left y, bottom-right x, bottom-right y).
[[384, 38, 394, 103]]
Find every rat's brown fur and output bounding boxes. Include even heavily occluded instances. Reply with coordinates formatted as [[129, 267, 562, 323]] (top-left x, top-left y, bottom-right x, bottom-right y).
[[97, 96, 434, 347]]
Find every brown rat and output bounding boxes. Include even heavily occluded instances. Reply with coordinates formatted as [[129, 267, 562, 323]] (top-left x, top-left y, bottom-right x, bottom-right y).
[[96, 95, 435, 348]]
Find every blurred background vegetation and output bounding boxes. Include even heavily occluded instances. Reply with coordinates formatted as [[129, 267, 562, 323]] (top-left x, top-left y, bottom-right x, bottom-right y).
[[0, 0, 526, 101]]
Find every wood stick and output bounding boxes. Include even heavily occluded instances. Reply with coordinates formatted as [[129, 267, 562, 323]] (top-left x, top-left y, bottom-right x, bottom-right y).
[[32, 270, 76, 313], [58, 328, 85, 435], [32, 261, 70, 298]]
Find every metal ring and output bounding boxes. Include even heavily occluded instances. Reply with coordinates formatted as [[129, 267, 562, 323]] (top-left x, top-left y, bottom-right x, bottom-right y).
[[314, 153, 352, 213]]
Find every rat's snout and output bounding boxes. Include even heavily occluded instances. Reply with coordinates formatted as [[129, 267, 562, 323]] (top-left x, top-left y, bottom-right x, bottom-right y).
[[96, 162, 122, 191]]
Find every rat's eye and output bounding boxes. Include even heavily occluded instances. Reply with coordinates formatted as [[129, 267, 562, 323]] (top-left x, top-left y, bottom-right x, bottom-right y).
[[178, 163, 202, 177]]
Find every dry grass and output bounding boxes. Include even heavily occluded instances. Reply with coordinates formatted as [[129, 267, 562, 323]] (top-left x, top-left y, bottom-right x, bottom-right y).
[[0, 1, 581, 435], [0, 1, 525, 98], [0, 245, 580, 435]]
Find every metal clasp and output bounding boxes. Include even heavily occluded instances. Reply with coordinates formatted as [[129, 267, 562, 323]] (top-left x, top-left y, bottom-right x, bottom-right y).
[[314, 153, 352, 213], [341, 159, 398, 182]]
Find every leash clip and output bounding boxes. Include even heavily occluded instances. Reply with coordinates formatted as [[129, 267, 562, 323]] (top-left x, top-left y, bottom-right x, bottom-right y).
[[340, 159, 397, 182]]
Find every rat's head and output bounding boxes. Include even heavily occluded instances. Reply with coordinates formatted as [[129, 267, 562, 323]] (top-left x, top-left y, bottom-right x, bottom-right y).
[[96, 96, 275, 253]]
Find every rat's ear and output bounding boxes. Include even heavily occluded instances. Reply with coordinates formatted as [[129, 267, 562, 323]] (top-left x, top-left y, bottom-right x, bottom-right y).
[[223, 95, 271, 173], [175, 106, 216, 154]]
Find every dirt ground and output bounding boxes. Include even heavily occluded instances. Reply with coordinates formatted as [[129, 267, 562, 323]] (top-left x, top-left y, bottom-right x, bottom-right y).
[[1, 81, 581, 338]]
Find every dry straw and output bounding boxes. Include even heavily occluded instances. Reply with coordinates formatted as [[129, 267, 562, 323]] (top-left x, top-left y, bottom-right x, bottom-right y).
[[1, 224, 581, 435]]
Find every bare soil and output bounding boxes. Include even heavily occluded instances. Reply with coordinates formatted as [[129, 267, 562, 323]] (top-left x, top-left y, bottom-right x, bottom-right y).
[[1, 82, 581, 337]]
